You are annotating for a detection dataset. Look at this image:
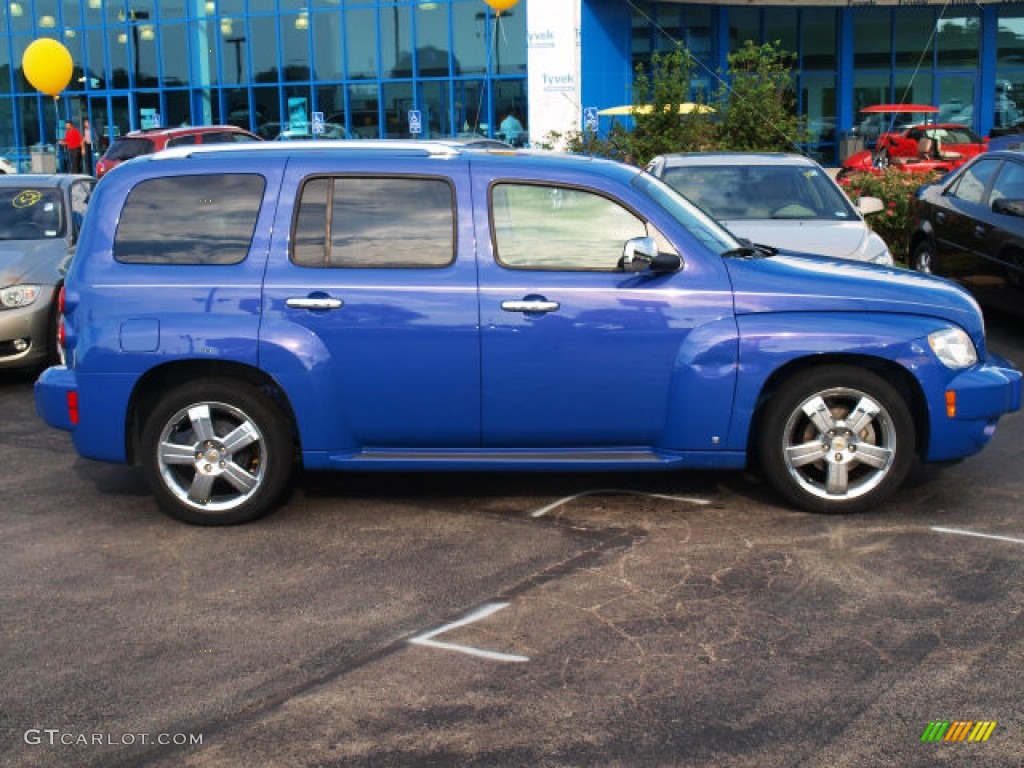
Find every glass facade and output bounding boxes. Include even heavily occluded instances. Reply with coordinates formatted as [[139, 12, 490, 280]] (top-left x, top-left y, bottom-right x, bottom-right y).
[[0, 0, 527, 169], [3, 1, 1024, 170]]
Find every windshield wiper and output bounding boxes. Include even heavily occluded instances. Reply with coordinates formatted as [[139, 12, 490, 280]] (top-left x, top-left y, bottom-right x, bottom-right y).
[[722, 241, 777, 259]]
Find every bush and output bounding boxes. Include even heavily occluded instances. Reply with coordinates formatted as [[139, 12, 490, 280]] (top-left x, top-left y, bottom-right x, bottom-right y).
[[841, 169, 941, 263]]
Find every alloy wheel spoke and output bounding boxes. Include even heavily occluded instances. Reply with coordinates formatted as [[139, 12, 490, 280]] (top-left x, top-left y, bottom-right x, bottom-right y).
[[187, 472, 215, 504], [802, 396, 836, 436], [853, 442, 892, 469], [785, 440, 826, 468], [221, 421, 259, 455], [160, 440, 197, 466], [221, 461, 259, 494], [846, 397, 880, 436], [826, 461, 849, 495], [187, 405, 217, 443]]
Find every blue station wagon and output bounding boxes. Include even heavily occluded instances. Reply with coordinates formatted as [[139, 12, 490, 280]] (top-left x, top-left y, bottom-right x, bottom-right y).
[[35, 141, 1021, 525]]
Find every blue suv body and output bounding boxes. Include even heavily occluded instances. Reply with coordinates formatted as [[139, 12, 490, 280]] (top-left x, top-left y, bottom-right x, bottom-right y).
[[35, 141, 1021, 524]]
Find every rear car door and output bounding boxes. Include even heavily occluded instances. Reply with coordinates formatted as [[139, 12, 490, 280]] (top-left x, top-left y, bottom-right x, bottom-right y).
[[259, 153, 481, 454]]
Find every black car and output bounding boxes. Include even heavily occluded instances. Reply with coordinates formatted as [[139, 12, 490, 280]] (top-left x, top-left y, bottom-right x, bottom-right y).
[[908, 150, 1024, 314]]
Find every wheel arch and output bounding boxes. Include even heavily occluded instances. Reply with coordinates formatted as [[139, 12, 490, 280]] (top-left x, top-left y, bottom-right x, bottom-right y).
[[125, 360, 299, 464], [747, 353, 930, 467]]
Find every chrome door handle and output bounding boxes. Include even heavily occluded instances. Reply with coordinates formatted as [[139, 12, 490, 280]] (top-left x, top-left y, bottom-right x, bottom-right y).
[[286, 297, 343, 310], [501, 300, 560, 313]]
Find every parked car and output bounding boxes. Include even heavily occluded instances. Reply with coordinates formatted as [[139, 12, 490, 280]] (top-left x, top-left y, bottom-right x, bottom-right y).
[[908, 149, 1024, 314], [35, 141, 1019, 525], [95, 125, 261, 178], [1, 173, 94, 370], [841, 123, 987, 178], [646, 152, 893, 265], [273, 122, 352, 140]]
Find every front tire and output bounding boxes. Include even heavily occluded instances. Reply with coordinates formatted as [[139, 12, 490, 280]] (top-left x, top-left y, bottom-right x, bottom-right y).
[[911, 240, 935, 274], [140, 379, 294, 525], [759, 367, 915, 514]]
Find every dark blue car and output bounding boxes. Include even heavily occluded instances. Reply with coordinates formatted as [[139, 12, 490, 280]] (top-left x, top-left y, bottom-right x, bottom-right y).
[[35, 141, 1021, 524]]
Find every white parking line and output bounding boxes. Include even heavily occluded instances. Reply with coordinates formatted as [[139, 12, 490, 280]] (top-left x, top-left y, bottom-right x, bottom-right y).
[[529, 489, 711, 518], [931, 526, 1024, 545], [409, 602, 529, 663]]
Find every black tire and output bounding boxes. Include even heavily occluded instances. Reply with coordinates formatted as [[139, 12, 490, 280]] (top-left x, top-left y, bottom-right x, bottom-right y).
[[46, 291, 65, 367], [758, 366, 915, 514], [911, 240, 935, 274], [140, 378, 294, 525]]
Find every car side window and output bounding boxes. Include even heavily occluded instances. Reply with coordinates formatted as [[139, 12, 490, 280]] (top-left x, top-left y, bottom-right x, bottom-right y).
[[114, 174, 265, 264], [292, 176, 455, 268], [166, 135, 198, 147], [490, 183, 648, 270], [989, 161, 1024, 204], [949, 158, 1001, 205]]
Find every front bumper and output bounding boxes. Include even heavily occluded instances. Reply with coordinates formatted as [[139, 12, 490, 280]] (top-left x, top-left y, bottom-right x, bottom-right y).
[[0, 298, 52, 370], [926, 353, 1022, 461]]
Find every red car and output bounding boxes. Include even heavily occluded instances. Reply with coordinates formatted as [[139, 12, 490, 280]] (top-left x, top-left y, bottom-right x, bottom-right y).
[[841, 110, 987, 183], [95, 125, 261, 179]]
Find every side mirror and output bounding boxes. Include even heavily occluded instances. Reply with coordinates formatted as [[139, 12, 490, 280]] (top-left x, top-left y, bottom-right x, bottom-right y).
[[993, 197, 1024, 218], [621, 236, 659, 272], [621, 237, 682, 274], [857, 195, 885, 216]]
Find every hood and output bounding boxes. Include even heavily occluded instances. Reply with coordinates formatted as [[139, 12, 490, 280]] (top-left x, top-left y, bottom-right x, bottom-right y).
[[725, 251, 985, 340], [722, 219, 881, 262], [0, 239, 68, 287]]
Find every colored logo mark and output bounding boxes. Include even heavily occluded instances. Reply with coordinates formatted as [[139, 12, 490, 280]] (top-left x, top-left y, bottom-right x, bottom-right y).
[[12, 190, 42, 208], [921, 721, 997, 742]]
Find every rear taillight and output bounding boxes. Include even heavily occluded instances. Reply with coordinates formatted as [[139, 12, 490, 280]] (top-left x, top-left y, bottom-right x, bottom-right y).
[[66, 391, 79, 425]]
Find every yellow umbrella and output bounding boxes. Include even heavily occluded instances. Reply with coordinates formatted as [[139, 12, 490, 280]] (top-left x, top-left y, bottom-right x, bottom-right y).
[[597, 103, 715, 116]]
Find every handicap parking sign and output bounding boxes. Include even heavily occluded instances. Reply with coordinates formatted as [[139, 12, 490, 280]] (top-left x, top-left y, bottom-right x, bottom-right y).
[[311, 111, 325, 136], [584, 107, 599, 132], [408, 109, 423, 135]]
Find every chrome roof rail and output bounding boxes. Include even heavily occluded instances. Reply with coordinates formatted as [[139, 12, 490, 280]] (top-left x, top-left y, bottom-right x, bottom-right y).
[[151, 139, 462, 162]]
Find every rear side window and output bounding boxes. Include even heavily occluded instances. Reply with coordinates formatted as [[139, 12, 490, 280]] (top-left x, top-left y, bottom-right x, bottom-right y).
[[166, 134, 199, 147], [104, 137, 156, 161], [292, 176, 454, 268], [114, 174, 265, 264]]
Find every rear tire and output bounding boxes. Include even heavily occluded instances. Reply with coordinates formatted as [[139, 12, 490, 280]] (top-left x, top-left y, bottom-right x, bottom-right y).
[[758, 366, 915, 514], [140, 378, 294, 525]]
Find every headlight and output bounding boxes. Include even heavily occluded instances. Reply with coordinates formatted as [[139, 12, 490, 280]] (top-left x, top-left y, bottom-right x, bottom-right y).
[[0, 284, 41, 309], [928, 327, 978, 369]]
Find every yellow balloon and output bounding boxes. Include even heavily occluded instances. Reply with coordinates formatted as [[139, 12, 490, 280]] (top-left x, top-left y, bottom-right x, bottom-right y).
[[484, 0, 519, 12], [22, 38, 74, 98]]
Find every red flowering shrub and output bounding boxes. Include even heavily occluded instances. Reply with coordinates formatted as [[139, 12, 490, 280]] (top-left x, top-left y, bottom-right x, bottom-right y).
[[842, 168, 941, 263]]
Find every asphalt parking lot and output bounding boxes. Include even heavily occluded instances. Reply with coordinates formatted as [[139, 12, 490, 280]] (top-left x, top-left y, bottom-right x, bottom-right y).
[[1, 311, 1022, 768]]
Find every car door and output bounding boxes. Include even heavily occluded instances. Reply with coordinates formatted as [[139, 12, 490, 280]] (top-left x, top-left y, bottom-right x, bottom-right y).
[[260, 154, 481, 453], [931, 156, 1003, 279], [473, 165, 737, 450], [975, 156, 1024, 307]]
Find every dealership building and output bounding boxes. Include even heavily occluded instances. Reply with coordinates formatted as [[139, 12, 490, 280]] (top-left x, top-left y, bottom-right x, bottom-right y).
[[1, 0, 1022, 168]]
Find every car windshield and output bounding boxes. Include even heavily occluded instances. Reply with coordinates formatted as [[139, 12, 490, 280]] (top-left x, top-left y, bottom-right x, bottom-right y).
[[659, 164, 857, 222], [104, 137, 157, 161], [0, 187, 64, 240], [632, 172, 740, 255]]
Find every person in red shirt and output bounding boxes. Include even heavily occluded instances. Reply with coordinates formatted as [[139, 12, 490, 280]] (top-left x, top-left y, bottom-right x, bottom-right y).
[[61, 121, 83, 174]]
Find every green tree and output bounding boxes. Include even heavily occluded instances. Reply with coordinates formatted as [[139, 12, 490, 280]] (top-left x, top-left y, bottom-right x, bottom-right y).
[[715, 40, 809, 153], [627, 47, 716, 163]]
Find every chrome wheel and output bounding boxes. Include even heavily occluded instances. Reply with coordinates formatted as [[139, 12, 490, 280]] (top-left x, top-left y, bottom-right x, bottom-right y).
[[759, 367, 914, 513], [141, 379, 293, 525], [156, 401, 267, 514], [780, 387, 895, 502]]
